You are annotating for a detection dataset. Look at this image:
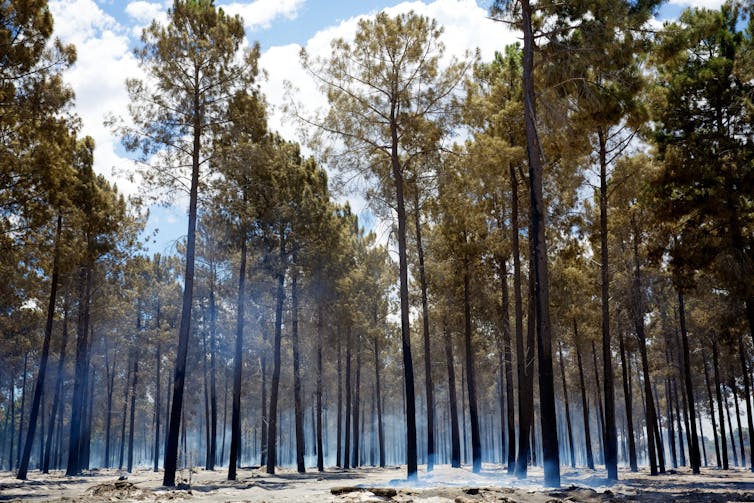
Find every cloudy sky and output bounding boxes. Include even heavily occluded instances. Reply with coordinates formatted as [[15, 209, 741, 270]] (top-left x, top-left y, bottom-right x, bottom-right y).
[[47, 0, 722, 254]]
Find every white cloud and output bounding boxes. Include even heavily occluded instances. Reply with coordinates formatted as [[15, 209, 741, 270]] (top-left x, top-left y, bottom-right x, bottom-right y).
[[667, 0, 725, 8], [218, 0, 305, 31], [50, 0, 142, 196], [125, 1, 162, 23]]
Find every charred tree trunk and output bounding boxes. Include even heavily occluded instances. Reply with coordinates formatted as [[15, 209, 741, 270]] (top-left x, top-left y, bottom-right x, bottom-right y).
[[558, 340, 575, 468], [508, 162, 523, 476], [344, 326, 352, 470], [443, 316, 461, 468], [712, 337, 729, 469], [43, 300, 70, 474], [373, 316, 385, 468], [619, 328, 637, 471], [127, 348, 139, 473], [228, 231, 247, 480], [291, 266, 305, 473], [390, 110, 418, 481], [265, 256, 285, 475], [463, 259, 482, 473], [704, 357, 722, 467], [316, 306, 325, 472], [598, 128, 618, 481], [677, 289, 701, 473], [737, 330, 754, 472], [336, 334, 342, 468], [17, 214, 62, 480], [575, 323, 594, 470], [413, 188, 434, 472], [352, 336, 361, 468], [153, 341, 161, 472]]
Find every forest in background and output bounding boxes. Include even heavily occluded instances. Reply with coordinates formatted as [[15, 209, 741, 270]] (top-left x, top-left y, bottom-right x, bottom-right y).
[[1, 0, 754, 491]]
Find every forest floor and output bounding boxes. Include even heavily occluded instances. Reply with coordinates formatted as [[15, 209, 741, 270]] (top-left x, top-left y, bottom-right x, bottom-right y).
[[2, 464, 754, 502]]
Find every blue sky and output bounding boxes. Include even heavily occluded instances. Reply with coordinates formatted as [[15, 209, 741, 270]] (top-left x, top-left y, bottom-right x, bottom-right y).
[[47, 0, 721, 255]]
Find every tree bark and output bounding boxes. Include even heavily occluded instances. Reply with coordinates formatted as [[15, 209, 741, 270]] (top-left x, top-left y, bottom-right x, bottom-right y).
[[509, 162, 523, 476], [17, 213, 62, 480], [737, 330, 754, 471], [43, 301, 70, 473], [575, 322, 594, 470], [291, 266, 305, 473], [521, 0, 559, 486], [557, 340, 575, 468], [373, 317, 385, 468], [677, 289, 701, 473], [162, 80, 201, 486], [228, 231, 247, 480], [712, 336, 729, 469], [704, 357, 722, 467], [618, 328, 638, 471], [443, 316, 461, 468], [316, 306, 325, 472], [463, 259, 482, 473], [265, 255, 285, 475]]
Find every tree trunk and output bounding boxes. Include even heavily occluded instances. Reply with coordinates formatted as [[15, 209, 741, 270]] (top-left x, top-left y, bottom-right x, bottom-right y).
[[557, 340, 575, 468], [712, 337, 729, 469], [153, 341, 161, 472], [265, 256, 285, 475], [162, 80, 202, 488], [618, 328, 637, 471], [209, 271, 218, 470], [119, 354, 132, 470], [443, 316, 461, 468], [413, 188, 434, 472], [374, 318, 385, 468], [730, 372, 744, 467], [390, 122, 418, 480], [352, 336, 361, 468], [17, 214, 62, 480], [598, 128, 618, 481], [336, 334, 342, 468], [665, 351, 677, 469], [43, 301, 70, 473], [737, 330, 754, 472], [509, 162, 523, 476], [127, 348, 139, 473], [66, 261, 92, 476], [591, 341, 606, 465], [228, 231, 247, 480], [575, 322, 594, 470], [463, 260, 482, 473], [316, 306, 325, 472], [521, 0, 559, 486], [291, 266, 305, 473], [515, 246, 536, 478], [344, 326, 352, 470], [677, 289, 701, 473], [704, 357, 722, 467], [725, 383, 738, 467]]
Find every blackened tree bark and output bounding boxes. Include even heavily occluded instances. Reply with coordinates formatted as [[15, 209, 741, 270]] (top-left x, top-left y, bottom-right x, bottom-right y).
[[619, 328, 637, 471], [316, 306, 325, 472], [153, 341, 161, 472], [373, 320, 385, 468], [336, 334, 342, 468], [737, 330, 754, 471], [344, 326, 352, 470], [352, 335, 361, 468], [712, 336, 729, 469], [443, 317, 461, 468], [557, 340, 575, 468], [575, 323, 595, 470], [598, 129, 618, 481], [265, 250, 285, 475], [520, 0, 559, 486], [127, 346, 139, 473], [291, 267, 305, 473], [677, 289, 701, 473], [17, 214, 63, 480], [704, 357, 722, 467], [413, 188, 435, 472], [463, 259, 482, 473], [228, 230, 247, 480], [43, 301, 70, 473]]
